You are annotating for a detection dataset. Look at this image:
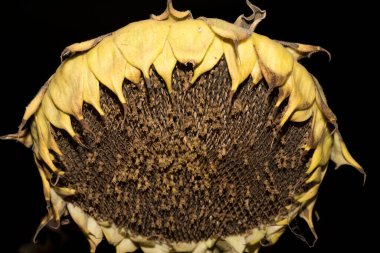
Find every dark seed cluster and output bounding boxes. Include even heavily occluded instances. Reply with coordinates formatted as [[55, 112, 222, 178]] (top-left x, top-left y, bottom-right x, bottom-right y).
[[53, 58, 312, 242]]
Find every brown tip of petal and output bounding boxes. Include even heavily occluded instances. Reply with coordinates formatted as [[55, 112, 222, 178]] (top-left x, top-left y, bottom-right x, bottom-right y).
[[362, 172, 367, 186], [228, 89, 235, 106], [0, 133, 16, 141], [73, 135, 89, 149], [234, 0, 266, 31], [276, 40, 331, 61], [302, 46, 331, 62], [18, 119, 28, 131], [79, 119, 92, 134], [60, 33, 112, 61], [0, 129, 33, 148], [151, 0, 192, 21], [258, 60, 287, 89], [315, 47, 331, 61], [331, 131, 365, 185], [122, 103, 128, 120]]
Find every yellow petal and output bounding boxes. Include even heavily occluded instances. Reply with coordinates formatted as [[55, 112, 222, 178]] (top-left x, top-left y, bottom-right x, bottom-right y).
[[295, 184, 319, 203], [245, 228, 265, 246], [199, 18, 251, 41], [48, 56, 84, 120], [250, 61, 262, 85], [306, 167, 322, 184], [307, 129, 333, 174], [41, 95, 76, 137], [0, 129, 33, 148], [265, 226, 285, 245], [313, 76, 338, 127], [171, 242, 197, 252], [205, 239, 216, 248], [87, 36, 127, 104], [67, 203, 89, 235], [290, 108, 313, 122], [130, 235, 155, 247], [30, 121, 40, 156], [222, 40, 240, 90], [278, 76, 297, 126], [168, 20, 214, 65], [35, 110, 60, 173], [48, 130, 62, 156], [19, 78, 50, 130], [235, 37, 257, 90], [53, 187, 76, 197], [224, 235, 246, 253], [276, 40, 330, 61], [153, 41, 177, 92], [33, 209, 54, 243], [61, 33, 111, 59], [299, 198, 318, 243], [35, 156, 51, 204], [81, 64, 104, 115], [319, 133, 334, 167], [331, 131, 365, 178], [192, 242, 208, 253], [289, 62, 316, 107], [307, 140, 323, 174], [100, 223, 124, 246], [291, 62, 316, 109], [114, 20, 171, 78], [252, 33, 293, 88], [280, 62, 316, 126], [191, 36, 223, 84], [140, 244, 170, 253], [125, 61, 142, 84], [310, 108, 327, 148], [116, 238, 138, 253], [50, 189, 66, 223], [87, 216, 103, 253], [275, 76, 293, 107], [223, 37, 256, 91], [276, 218, 290, 226]]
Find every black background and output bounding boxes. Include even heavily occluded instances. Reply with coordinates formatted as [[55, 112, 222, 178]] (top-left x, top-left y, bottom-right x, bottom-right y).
[[0, 0, 376, 252]]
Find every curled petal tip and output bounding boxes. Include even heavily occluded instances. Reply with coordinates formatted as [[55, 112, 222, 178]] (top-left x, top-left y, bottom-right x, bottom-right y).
[[234, 0, 266, 31]]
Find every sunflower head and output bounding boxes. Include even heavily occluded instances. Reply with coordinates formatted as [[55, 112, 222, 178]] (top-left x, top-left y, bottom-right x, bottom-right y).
[[2, 1, 364, 252]]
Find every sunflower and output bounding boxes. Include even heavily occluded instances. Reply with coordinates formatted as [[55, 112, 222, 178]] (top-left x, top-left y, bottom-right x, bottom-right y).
[[2, 1, 364, 252]]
